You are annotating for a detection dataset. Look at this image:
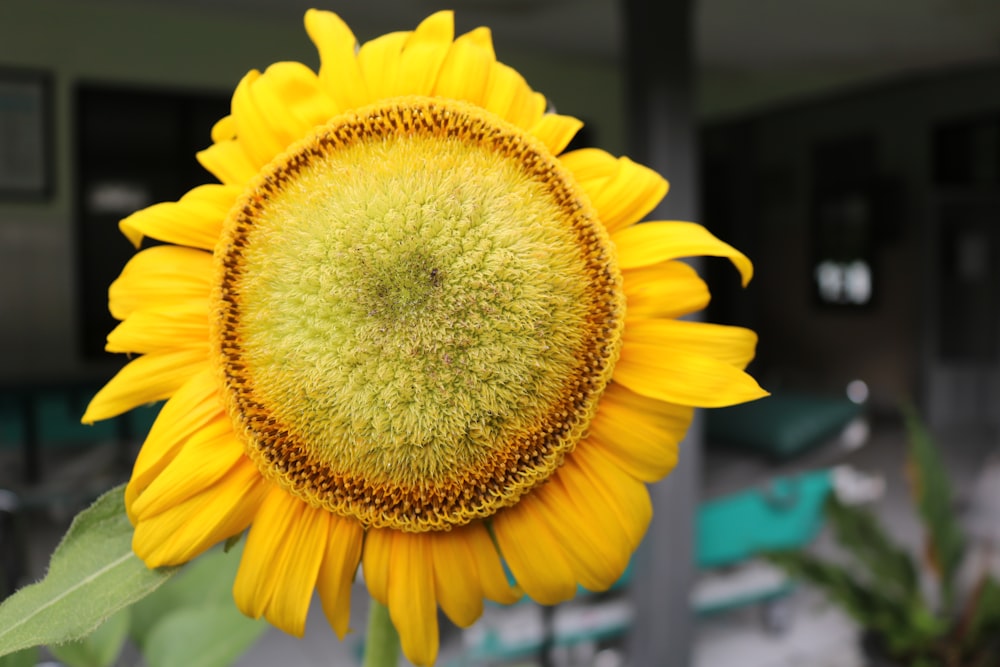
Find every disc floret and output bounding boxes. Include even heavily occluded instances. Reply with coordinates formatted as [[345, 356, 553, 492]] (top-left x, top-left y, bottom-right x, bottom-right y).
[[212, 97, 625, 531]]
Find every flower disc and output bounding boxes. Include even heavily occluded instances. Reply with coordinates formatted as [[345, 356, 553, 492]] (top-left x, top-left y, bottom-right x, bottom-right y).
[[213, 96, 625, 531]]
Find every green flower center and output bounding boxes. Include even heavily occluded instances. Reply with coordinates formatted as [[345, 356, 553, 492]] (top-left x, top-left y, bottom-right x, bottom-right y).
[[212, 97, 624, 531]]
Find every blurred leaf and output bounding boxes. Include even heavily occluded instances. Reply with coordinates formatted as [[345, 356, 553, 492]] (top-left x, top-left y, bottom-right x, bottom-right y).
[[766, 550, 942, 654], [144, 604, 267, 667], [49, 607, 130, 667], [0, 485, 176, 659], [0, 647, 38, 667], [223, 532, 244, 553], [130, 541, 245, 650], [964, 576, 1000, 649], [824, 495, 919, 603], [767, 551, 894, 630], [903, 405, 966, 609]]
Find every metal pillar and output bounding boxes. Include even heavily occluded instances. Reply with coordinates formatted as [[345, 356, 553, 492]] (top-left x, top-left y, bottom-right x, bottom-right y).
[[621, 0, 701, 665]]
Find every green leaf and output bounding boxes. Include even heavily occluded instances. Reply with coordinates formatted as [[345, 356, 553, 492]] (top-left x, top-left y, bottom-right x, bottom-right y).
[[48, 608, 130, 667], [824, 495, 920, 603], [223, 532, 244, 553], [144, 605, 268, 667], [132, 542, 265, 666], [364, 599, 400, 667], [965, 576, 1000, 649], [766, 550, 943, 654], [0, 647, 38, 667], [903, 405, 966, 609], [130, 542, 246, 650], [0, 485, 177, 658]]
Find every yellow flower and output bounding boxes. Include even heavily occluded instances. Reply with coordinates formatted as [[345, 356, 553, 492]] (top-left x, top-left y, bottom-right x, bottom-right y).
[[83, 10, 766, 666]]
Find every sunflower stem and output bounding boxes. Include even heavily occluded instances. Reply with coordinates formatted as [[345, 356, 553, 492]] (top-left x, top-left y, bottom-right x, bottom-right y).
[[363, 598, 400, 667]]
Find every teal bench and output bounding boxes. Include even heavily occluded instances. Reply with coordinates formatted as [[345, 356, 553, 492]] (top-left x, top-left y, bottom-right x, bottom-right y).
[[706, 392, 863, 460]]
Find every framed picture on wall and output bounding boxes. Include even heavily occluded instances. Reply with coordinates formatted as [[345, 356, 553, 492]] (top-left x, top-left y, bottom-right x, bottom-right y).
[[0, 68, 52, 200]]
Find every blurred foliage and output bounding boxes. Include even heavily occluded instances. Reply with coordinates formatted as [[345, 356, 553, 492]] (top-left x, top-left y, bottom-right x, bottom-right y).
[[903, 404, 967, 611], [49, 609, 131, 667], [0, 648, 38, 667], [47, 539, 268, 667], [767, 408, 1000, 666], [0, 485, 265, 667], [0, 487, 176, 659]]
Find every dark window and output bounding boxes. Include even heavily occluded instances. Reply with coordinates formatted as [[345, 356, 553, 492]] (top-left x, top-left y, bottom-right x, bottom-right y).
[[74, 84, 229, 360], [932, 115, 1000, 187], [811, 135, 883, 308]]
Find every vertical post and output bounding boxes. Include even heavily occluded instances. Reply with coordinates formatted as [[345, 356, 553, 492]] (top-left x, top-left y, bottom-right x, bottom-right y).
[[621, 0, 701, 665]]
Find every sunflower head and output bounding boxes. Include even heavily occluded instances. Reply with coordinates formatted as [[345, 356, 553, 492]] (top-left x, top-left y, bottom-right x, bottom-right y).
[[84, 9, 766, 666]]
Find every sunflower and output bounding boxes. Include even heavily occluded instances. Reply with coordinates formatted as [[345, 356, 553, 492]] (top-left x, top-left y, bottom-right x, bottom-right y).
[[83, 9, 766, 666]]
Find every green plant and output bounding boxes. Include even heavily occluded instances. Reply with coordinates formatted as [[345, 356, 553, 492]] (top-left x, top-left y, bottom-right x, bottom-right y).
[[0, 487, 268, 667], [767, 407, 1000, 667]]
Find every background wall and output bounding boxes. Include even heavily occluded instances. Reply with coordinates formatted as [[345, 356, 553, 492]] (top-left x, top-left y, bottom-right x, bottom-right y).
[[703, 64, 1000, 421]]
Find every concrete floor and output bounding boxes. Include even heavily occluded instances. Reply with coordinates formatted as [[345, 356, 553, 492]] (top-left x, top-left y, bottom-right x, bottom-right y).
[[3, 417, 996, 667]]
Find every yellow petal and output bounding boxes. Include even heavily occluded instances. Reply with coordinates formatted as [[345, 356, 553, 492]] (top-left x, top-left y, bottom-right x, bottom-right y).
[[316, 515, 363, 639], [410, 11, 454, 46], [362, 527, 393, 605], [196, 139, 258, 187], [387, 532, 439, 667], [433, 27, 494, 105], [119, 184, 238, 250], [530, 113, 583, 157], [534, 458, 634, 592], [397, 11, 454, 96], [232, 487, 291, 619], [248, 61, 337, 146], [231, 70, 285, 168], [305, 9, 370, 111], [431, 525, 483, 628], [109, 246, 213, 321], [622, 260, 710, 319], [233, 488, 330, 637], [494, 494, 577, 605], [624, 318, 759, 370], [82, 347, 209, 423], [483, 62, 545, 130], [458, 24, 495, 55], [106, 301, 209, 354], [463, 522, 521, 605], [132, 457, 267, 567], [614, 342, 768, 408], [588, 382, 690, 482], [559, 147, 616, 182], [569, 444, 652, 550], [594, 157, 668, 233], [613, 221, 753, 286], [357, 30, 410, 101], [211, 114, 236, 142], [128, 415, 242, 519], [562, 149, 667, 234], [125, 369, 224, 511]]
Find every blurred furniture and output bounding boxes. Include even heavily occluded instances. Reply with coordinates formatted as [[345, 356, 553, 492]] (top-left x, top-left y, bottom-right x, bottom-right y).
[[706, 391, 865, 461], [0, 380, 156, 483], [0, 380, 159, 600]]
